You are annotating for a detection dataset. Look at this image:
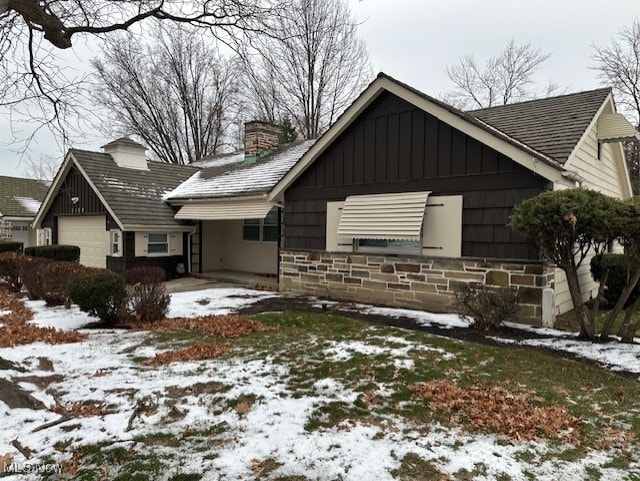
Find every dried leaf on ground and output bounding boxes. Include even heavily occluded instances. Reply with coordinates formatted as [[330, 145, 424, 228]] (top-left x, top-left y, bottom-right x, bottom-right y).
[[53, 401, 112, 418], [130, 314, 277, 338], [0, 288, 87, 347], [410, 380, 581, 443], [146, 343, 229, 365]]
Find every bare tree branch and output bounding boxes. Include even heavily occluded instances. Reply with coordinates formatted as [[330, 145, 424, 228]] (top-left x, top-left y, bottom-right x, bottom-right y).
[[237, 0, 372, 139], [92, 25, 240, 164], [444, 39, 554, 109]]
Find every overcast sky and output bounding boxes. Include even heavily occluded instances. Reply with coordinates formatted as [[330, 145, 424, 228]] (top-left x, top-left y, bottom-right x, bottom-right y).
[[1, 0, 638, 178]]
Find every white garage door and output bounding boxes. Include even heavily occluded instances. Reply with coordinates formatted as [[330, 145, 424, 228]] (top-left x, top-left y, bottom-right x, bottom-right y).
[[58, 216, 108, 268]]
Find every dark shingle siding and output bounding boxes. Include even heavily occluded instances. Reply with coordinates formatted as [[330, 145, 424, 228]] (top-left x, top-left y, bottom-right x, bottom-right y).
[[71, 150, 199, 227], [468, 88, 611, 163]]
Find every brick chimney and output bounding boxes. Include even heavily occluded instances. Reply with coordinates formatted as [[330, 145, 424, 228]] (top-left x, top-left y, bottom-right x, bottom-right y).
[[244, 121, 282, 159], [102, 137, 149, 170]]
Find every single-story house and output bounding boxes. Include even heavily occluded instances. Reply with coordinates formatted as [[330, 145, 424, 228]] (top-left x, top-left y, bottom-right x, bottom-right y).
[[268, 73, 637, 325], [0, 175, 50, 248], [33, 73, 638, 325]]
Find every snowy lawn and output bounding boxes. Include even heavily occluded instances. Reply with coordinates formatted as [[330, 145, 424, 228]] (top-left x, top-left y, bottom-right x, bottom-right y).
[[0, 288, 639, 480]]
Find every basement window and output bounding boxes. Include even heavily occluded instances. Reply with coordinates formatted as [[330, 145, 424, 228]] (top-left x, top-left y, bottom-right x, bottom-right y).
[[147, 233, 169, 254]]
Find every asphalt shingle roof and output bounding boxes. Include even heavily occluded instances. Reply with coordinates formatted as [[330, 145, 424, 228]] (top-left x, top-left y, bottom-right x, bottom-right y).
[[70, 150, 199, 227], [0, 175, 49, 218], [468, 88, 611, 164], [165, 140, 316, 200]]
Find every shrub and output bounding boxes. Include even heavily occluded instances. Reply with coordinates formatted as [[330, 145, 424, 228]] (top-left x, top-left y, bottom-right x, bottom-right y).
[[0, 252, 24, 291], [0, 242, 23, 253], [40, 261, 95, 306], [126, 283, 171, 322], [455, 283, 519, 331], [20, 256, 52, 300], [122, 266, 170, 322], [67, 272, 127, 324], [122, 266, 167, 286], [591, 254, 640, 307], [24, 245, 80, 263]]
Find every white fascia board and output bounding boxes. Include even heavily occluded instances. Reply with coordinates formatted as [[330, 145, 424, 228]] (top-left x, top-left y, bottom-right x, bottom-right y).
[[269, 77, 563, 202], [32, 151, 73, 229], [169, 193, 270, 206], [72, 158, 125, 230], [121, 225, 195, 232]]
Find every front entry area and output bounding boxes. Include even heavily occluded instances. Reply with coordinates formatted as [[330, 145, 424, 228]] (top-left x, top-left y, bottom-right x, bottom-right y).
[[199, 217, 278, 277]]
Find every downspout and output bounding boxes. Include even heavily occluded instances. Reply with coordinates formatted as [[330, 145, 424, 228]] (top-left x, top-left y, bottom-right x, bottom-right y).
[[276, 206, 282, 286], [187, 226, 197, 274]]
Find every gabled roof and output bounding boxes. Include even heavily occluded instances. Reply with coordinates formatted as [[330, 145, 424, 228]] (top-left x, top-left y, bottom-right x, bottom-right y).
[[270, 73, 576, 201], [165, 140, 315, 201], [468, 88, 612, 164], [0, 175, 49, 219], [69, 149, 199, 227]]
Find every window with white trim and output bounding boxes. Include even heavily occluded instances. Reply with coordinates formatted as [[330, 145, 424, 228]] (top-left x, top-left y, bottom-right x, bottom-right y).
[[242, 208, 279, 243], [111, 230, 122, 256], [147, 233, 169, 254], [43, 228, 52, 246]]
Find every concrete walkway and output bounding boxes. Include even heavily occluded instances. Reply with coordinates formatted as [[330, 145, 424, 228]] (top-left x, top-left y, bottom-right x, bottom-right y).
[[163, 272, 278, 293]]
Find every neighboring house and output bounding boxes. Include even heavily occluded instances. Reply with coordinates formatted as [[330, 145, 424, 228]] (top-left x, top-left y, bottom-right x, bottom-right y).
[[0, 175, 50, 248], [269, 73, 636, 325], [33, 138, 199, 273]]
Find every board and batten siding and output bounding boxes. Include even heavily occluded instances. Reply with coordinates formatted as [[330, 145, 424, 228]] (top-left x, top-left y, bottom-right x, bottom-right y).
[[41, 165, 118, 243], [553, 114, 629, 315], [284, 91, 551, 261]]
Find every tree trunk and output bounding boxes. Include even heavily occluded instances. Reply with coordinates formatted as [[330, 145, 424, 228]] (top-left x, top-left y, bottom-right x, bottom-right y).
[[563, 266, 595, 339], [617, 295, 640, 343], [601, 266, 640, 340]]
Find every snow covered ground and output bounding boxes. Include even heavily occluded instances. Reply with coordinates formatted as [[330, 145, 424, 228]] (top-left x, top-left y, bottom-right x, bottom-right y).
[[1, 287, 639, 479]]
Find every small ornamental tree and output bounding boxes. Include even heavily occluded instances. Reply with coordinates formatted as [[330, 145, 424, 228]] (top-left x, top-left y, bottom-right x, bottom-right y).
[[510, 189, 622, 340]]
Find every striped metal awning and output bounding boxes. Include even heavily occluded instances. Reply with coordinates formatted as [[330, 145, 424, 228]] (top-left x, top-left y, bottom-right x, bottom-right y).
[[597, 113, 640, 142], [175, 200, 274, 220], [337, 191, 430, 240]]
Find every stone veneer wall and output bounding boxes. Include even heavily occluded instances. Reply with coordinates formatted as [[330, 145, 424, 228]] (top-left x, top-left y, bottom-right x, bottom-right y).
[[279, 250, 555, 325]]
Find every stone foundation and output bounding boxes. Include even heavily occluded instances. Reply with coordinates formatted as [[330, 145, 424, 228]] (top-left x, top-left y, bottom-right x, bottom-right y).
[[279, 250, 555, 325]]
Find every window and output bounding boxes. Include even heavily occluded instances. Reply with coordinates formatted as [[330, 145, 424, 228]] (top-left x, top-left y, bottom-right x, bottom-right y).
[[597, 141, 602, 160], [357, 238, 421, 254], [43, 228, 52, 246], [242, 208, 279, 243], [242, 218, 261, 241], [148, 233, 169, 254], [111, 230, 122, 256]]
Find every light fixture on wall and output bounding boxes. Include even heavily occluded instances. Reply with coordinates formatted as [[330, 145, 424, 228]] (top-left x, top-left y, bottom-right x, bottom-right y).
[[70, 196, 80, 205]]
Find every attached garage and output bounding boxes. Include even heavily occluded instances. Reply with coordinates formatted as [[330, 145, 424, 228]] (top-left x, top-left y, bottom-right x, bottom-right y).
[[58, 215, 108, 268]]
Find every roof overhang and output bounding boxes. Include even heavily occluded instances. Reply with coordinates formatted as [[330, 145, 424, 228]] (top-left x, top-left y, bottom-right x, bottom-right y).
[[597, 113, 640, 142], [2, 216, 34, 222], [337, 191, 430, 240], [269, 74, 563, 202], [173, 195, 277, 221]]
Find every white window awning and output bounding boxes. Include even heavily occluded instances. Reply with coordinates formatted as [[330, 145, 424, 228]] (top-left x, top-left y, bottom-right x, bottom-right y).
[[597, 113, 640, 142], [337, 191, 430, 241], [175, 201, 275, 220]]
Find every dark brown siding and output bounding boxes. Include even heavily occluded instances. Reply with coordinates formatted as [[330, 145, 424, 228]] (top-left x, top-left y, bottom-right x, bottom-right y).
[[106, 232, 188, 278], [283, 91, 550, 260], [42, 165, 118, 243]]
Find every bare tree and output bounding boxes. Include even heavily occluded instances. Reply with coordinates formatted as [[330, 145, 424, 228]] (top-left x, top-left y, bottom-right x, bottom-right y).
[[239, 0, 372, 139], [444, 40, 557, 109], [21, 153, 61, 181], [592, 18, 640, 194], [92, 26, 240, 164], [0, 0, 285, 147]]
